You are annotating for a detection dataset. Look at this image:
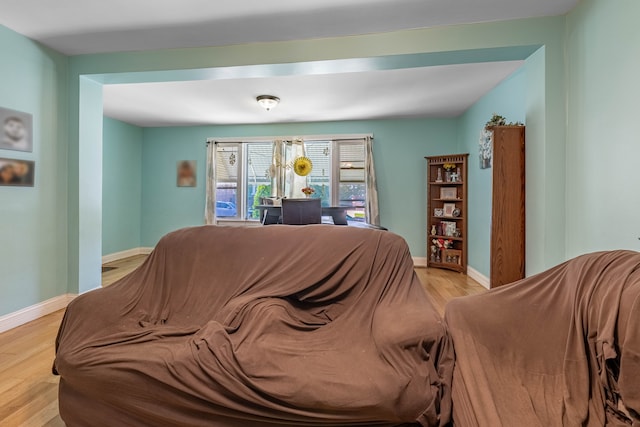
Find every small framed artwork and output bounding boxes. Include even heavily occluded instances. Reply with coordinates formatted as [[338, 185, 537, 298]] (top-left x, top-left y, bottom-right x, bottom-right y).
[[177, 160, 196, 187], [440, 187, 457, 200], [443, 203, 456, 217], [0, 107, 33, 152], [479, 128, 493, 169], [434, 208, 444, 217], [0, 158, 35, 187]]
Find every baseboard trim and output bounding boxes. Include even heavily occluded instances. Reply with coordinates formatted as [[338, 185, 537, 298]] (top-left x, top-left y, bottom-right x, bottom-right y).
[[412, 257, 427, 267], [0, 294, 77, 334], [467, 266, 490, 289], [102, 247, 154, 264]]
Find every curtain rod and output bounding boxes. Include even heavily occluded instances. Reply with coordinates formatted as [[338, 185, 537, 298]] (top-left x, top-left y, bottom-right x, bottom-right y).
[[206, 133, 373, 145]]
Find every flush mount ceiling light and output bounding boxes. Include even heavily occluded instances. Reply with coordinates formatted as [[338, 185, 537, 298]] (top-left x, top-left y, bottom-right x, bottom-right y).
[[256, 95, 280, 111]]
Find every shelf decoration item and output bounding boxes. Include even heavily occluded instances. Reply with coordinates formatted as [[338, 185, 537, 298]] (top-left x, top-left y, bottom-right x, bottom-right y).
[[440, 187, 457, 200], [425, 153, 468, 273], [480, 114, 524, 170], [443, 203, 456, 217], [443, 162, 456, 182]]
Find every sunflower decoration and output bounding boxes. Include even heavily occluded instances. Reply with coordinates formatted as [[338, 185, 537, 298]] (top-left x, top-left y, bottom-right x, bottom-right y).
[[293, 156, 313, 176]]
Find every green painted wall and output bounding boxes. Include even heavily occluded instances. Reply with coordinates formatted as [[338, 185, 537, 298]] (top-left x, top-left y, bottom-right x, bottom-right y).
[[102, 118, 143, 255], [140, 119, 458, 256], [69, 15, 568, 294], [4, 8, 602, 316], [77, 77, 103, 294], [565, 0, 640, 257], [458, 66, 527, 277], [0, 25, 69, 316]]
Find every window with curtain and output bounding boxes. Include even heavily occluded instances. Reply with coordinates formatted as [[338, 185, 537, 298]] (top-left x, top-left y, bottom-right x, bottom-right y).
[[206, 136, 378, 224]]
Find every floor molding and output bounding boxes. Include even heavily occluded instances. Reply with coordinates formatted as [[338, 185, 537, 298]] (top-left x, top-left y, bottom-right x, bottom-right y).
[[467, 266, 490, 289], [412, 257, 427, 267], [0, 294, 76, 334], [102, 247, 154, 264]]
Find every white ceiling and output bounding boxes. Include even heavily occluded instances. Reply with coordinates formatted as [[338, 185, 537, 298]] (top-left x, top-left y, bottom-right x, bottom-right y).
[[0, 0, 579, 127]]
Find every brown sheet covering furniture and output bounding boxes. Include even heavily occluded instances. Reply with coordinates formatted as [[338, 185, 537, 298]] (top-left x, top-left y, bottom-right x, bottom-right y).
[[445, 250, 640, 426], [54, 225, 453, 426]]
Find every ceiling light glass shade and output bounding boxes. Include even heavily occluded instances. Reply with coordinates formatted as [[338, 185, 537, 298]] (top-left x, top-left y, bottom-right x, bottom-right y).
[[257, 95, 280, 111]]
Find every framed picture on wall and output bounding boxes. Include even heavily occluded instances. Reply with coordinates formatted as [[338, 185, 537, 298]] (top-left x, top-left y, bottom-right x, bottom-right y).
[[0, 158, 35, 187], [0, 107, 33, 152], [479, 128, 493, 169], [177, 160, 196, 187]]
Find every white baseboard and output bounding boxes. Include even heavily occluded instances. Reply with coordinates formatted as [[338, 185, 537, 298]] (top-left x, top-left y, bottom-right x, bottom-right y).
[[0, 294, 77, 334], [412, 257, 427, 267], [102, 247, 154, 264], [467, 266, 490, 289], [414, 258, 490, 289]]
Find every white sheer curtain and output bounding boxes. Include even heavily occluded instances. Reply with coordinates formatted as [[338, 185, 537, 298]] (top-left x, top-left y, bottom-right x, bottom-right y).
[[286, 138, 307, 198], [364, 136, 380, 225], [204, 141, 216, 224], [271, 139, 284, 199], [270, 138, 308, 199]]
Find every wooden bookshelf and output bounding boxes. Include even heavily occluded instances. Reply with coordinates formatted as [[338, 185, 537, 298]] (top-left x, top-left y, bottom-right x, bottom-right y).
[[425, 154, 468, 273]]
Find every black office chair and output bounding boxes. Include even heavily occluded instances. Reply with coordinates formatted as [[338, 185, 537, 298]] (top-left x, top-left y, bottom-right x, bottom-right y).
[[281, 198, 322, 225], [260, 197, 281, 225]]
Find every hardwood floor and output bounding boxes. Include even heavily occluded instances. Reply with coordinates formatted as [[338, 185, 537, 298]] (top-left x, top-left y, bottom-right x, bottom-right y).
[[0, 258, 484, 426], [0, 310, 65, 427], [415, 267, 487, 316], [101, 254, 148, 287]]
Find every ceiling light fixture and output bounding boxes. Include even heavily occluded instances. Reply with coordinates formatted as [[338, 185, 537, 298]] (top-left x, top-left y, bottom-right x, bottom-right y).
[[257, 95, 280, 111]]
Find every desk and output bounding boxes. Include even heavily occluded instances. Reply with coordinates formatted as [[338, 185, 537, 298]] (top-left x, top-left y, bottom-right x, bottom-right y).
[[257, 205, 349, 225]]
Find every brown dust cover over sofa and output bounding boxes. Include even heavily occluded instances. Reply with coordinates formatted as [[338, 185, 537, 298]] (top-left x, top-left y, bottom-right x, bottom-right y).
[[445, 250, 640, 426], [53, 225, 454, 426]]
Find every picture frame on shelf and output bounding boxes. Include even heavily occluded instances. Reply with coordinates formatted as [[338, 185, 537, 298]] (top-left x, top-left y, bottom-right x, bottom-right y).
[[440, 221, 456, 237], [434, 208, 444, 217], [443, 203, 456, 217], [440, 187, 457, 200]]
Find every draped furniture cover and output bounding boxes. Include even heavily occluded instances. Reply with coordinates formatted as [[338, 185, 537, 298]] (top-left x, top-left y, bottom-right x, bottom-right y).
[[445, 250, 640, 426], [54, 225, 454, 426]]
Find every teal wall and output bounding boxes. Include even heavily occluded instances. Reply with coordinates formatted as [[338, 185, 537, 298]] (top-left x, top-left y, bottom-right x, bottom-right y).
[[139, 119, 458, 255], [565, 0, 640, 257], [0, 25, 69, 316], [102, 118, 143, 255], [76, 77, 104, 294], [458, 66, 527, 277], [69, 15, 567, 293], [13, 2, 639, 315]]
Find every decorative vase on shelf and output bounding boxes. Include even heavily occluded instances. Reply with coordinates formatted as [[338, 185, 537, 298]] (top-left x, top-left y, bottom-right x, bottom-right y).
[[445, 171, 452, 182], [431, 225, 437, 235], [436, 168, 443, 182]]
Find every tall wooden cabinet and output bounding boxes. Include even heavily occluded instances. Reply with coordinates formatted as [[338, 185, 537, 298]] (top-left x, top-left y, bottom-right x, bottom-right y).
[[489, 126, 526, 288], [425, 154, 468, 273]]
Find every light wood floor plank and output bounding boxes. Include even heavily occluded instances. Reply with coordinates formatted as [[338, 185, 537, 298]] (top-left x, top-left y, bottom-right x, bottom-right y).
[[0, 255, 485, 426]]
